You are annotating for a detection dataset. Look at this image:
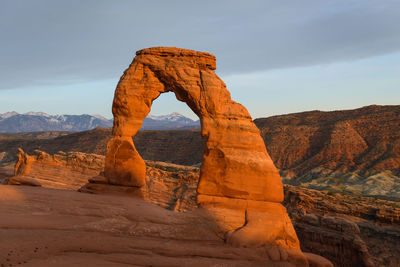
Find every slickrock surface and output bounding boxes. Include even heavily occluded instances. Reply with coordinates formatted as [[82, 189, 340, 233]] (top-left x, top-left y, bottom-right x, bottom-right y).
[[3, 151, 318, 266], [0, 185, 314, 267], [102, 47, 301, 252], [9, 149, 400, 266], [3, 149, 330, 266]]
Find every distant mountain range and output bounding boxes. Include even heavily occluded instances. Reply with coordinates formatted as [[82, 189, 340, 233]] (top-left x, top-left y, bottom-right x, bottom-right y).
[[143, 112, 200, 130], [0, 112, 200, 132]]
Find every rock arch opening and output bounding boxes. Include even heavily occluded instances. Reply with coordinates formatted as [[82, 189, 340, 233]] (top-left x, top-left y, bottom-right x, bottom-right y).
[[101, 47, 303, 250], [146, 91, 199, 124], [135, 91, 202, 167], [104, 47, 283, 202]]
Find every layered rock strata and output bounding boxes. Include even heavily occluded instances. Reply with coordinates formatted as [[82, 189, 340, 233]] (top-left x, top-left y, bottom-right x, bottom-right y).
[[9, 149, 198, 211], [255, 105, 400, 197], [284, 185, 400, 267], [9, 148, 104, 189]]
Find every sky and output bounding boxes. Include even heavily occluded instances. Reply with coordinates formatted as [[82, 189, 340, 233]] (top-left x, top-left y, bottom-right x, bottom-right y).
[[1, 0, 399, 120]]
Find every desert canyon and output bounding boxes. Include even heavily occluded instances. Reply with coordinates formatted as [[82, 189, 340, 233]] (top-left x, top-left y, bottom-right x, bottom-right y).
[[1, 47, 399, 267]]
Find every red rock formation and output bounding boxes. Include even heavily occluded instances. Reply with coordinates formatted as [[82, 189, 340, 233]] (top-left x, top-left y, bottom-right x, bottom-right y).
[[24, 147, 400, 266], [9, 150, 198, 211], [9, 149, 104, 189], [102, 47, 304, 252], [255, 105, 400, 183], [5, 149, 334, 266], [3, 105, 399, 198], [284, 184, 400, 267], [0, 184, 319, 267], [105, 47, 283, 202], [14, 148, 32, 176]]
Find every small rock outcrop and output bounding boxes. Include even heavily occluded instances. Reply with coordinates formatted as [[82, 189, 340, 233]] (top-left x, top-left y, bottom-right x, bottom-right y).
[[10, 149, 200, 212], [9, 149, 104, 189], [103, 47, 304, 253]]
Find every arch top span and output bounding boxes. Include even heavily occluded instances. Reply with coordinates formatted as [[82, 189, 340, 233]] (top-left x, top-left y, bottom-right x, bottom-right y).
[[136, 47, 216, 70], [100, 46, 308, 251], [104, 47, 284, 203]]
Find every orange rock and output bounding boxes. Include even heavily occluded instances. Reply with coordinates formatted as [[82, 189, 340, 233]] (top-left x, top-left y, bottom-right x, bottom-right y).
[[10, 149, 105, 190], [14, 148, 32, 176], [104, 47, 283, 203], [8, 176, 41, 187], [102, 47, 302, 250], [197, 194, 300, 249]]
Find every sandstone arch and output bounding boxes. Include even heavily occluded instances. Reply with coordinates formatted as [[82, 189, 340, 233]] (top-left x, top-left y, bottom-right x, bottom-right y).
[[103, 47, 304, 251], [105, 47, 283, 202]]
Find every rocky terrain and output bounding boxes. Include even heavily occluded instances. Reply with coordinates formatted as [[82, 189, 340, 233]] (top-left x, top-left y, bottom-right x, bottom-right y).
[[1, 105, 400, 199], [2, 150, 326, 267], [255, 105, 400, 198], [0, 48, 398, 267], [284, 185, 400, 267], [2, 184, 323, 267], [0, 128, 202, 166], [3, 149, 399, 266], [4, 149, 199, 212]]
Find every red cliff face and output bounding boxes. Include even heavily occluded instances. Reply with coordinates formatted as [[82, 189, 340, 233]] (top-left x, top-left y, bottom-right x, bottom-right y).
[[284, 185, 400, 267], [255, 105, 400, 197]]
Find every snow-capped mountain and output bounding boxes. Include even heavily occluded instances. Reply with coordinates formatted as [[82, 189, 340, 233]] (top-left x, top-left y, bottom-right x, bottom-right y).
[[23, 112, 52, 117], [147, 112, 189, 121], [0, 111, 18, 120], [0, 112, 113, 132], [0, 112, 199, 132], [142, 112, 200, 130]]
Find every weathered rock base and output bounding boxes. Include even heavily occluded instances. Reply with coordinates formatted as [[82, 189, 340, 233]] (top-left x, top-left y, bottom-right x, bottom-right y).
[[8, 148, 104, 189], [197, 194, 300, 248], [7, 149, 333, 266], [0, 185, 332, 267]]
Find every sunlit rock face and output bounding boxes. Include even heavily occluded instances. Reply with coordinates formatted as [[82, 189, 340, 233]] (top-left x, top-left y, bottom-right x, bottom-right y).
[[104, 47, 283, 202], [103, 47, 305, 252]]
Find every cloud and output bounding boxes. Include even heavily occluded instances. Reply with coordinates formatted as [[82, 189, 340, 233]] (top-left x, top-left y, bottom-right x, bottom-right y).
[[1, 0, 400, 89]]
